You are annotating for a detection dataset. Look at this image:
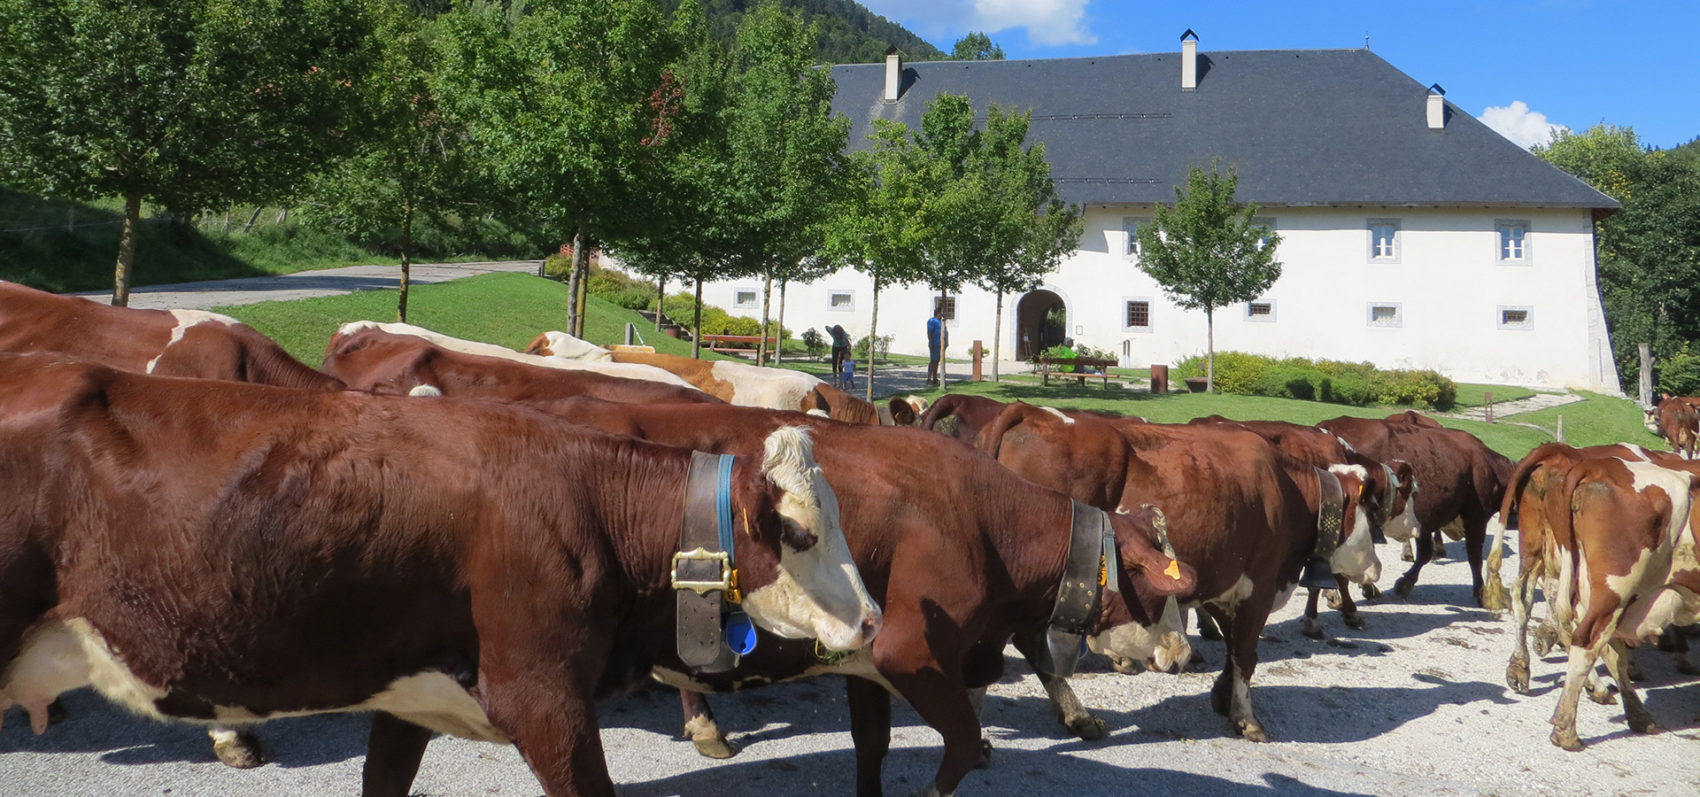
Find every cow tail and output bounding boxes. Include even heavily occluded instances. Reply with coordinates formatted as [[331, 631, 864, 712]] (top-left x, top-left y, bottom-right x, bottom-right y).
[[917, 394, 959, 432], [978, 401, 1033, 458], [1482, 450, 1546, 612]]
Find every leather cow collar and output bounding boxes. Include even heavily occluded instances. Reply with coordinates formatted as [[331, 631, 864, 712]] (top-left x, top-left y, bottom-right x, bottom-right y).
[[673, 452, 748, 673], [1033, 501, 1123, 679]]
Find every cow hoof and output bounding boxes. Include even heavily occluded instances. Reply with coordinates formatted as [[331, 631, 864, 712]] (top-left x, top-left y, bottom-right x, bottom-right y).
[[1322, 589, 1343, 610], [1585, 686, 1617, 706], [1400, 547, 1415, 563], [1393, 577, 1416, 598], [909, 786, 946, 797], [1342, 612, 1367, 630], [976, 738, 993, 769], [1109, 656, 1143, 675], [1301, 619, 1325, 640], [213, 730, 266, 769], [1550, 729, 1584, 752], [1532, 626, 1560, 657], [1067, 714, 1108, 741], [1359, 583, 1381, 601], [691, 735, 740, 759], [1238, 722, 1268, 743], [1506, 658, 1531, 693]]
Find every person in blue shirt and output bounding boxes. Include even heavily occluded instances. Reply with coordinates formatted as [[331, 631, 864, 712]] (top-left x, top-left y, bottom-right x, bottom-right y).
[[925, 308, 947, 385]]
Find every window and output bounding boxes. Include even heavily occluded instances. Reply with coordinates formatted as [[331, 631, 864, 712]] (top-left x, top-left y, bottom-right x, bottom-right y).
[[1497, 220, 1530, 264], [1498, 306, 1534, 329], [733, 288, 759, 310], [1123, 299, 1152, 331], [1246, 300, 1275, 322], [827, 290, 854, 312], [1367, 303, 1402, 327], [1368, 219, 1401, 262], [1253, 217, 1277, 252], [933, 295, 957, 321], [1122, 217, 1148, 259]]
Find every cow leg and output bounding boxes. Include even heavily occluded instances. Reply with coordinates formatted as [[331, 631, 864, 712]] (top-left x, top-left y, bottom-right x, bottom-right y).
[[1549, 645, 1599, 751], [1400, 539, 1415, 563], [846, 676, 894, 797], [1506, 567, 1539, 693], [1659, 625, 1699, 675], [888, 669, 992, 797], [1221, 608, 1270, 742], [209, 725, 265, 769], [1359, 582, 1381, 600], [1333, 575, 1365, 629], [1463, 516, 1488, 607], [1194, 608, 1223, 641], [1300, 589, 1326, 640], [361, 712, 433, 797], [1394, 528, 1435, 597], [678, 690, 737, 759], [1602, 640, 1659, 734], [1011, 631, 1105, 740]]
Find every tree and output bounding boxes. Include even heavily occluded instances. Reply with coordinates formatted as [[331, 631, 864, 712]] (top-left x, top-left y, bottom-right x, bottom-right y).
[[950, 31, 1004, 61], [436, 0, 704, 337], [720, 2, 850, 366], [0, 0, 376, 305], [1136, 163, 1281, 392], [310, 1, 473, 322]]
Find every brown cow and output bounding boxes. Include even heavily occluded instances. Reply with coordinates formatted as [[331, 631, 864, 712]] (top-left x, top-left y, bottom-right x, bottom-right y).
[[1317, 411, 1513, 605], [323, 325, 720, 405], [506, 397, 1197, 797], [1644, 394, 1700, 459], [0, 353, 880, 797], [919, 393, 1012, 446], [0, 279, 341, 390], [980, 403, 1380, 742]]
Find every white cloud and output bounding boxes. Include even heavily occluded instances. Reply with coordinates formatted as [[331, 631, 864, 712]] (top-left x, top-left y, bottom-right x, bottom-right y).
[[1478, 101, 1568, 149], [860, 0, 1096, 48]]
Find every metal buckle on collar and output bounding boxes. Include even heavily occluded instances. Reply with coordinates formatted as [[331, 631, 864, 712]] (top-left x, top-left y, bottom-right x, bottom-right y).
[[671, 547, 733, 594]]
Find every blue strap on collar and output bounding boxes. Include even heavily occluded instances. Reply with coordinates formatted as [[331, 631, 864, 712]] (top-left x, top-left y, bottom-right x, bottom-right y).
[[715, 454, 736, 560]]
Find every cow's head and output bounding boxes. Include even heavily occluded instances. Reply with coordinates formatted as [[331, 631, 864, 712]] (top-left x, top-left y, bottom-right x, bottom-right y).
[[1086, 505, 1197, 674], [885, 395, 929, 426], [522, 330, 612, 361], [1326, 465, 1382, 585], [1644, 406, 1662, 434], [1379, 460, 1420, 542], [734, 427, 882, 652]]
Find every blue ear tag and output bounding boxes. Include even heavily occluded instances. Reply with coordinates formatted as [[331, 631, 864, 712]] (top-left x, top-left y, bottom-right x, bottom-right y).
[[725, 612, 758, 656]]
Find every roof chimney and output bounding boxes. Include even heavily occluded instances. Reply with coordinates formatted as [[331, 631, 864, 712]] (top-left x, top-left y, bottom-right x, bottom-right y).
[[1426, 83, 1446, 130], [884, 47, 902, 102], [1181, 29, 1198, 91]]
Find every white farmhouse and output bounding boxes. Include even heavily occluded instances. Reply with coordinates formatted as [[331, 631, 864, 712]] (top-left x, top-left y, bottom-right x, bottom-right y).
[[698, 32, 1622, 391]]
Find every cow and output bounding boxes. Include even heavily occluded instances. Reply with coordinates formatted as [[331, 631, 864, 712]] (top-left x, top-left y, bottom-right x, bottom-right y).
[[346, 321, 695, 387], [1317, 411, 1513, 605], [979, 402, 1380, 742], [1494, 451, 1700, 749], [0, 353, 880, 797], [512, 397, 1198, 797], [322, 324, 720, 406], [0, 279, 341, 391], [919, 394, 1012, 447], [1189, 416, 1419, 638], [1645, 394, 1700, 459]]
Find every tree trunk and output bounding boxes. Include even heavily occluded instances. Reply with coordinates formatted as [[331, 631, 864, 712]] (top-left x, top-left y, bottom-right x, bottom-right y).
[[1639, 342, 1654, 407], [691, 278, 704, 360], [757, 272, 773, 366], [111, 191, 142, 307], [397, 203, 413, 322], [775, 280, 787, 366], [242, 206, 263, 233], [565, 222, 590, 336], [655, 275, 665, 331], [865, 277, 881, 401], [1205, 307, 1216, 393], [992, 289, 1004, 382], [937, 286, 948, 385]]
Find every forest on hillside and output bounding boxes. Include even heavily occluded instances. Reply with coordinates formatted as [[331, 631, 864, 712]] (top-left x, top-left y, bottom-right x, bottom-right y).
[[663, 0, 943, 63]]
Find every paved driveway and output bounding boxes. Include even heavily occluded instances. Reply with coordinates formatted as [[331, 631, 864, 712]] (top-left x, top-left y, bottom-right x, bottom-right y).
[[81, 261, 543, 311]]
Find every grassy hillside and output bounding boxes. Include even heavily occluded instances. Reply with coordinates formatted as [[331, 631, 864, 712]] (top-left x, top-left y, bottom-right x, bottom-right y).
[[216, 272, 725, 367]]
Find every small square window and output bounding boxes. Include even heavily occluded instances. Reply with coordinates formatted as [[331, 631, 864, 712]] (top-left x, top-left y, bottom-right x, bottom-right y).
[[733, 288, 759, 310], [1498, 306, 1533, 329], [1122, 217, 1147, 259], [1246, 301, 1275, 322], [1124, 300, 1151, 329], [1368, 219, 1401, 262], [1368, 303, 1402, 327], [933, 295, 957, 321], [1253, 217, 1277, 252], [828, 290, 854, 312], [1497, 220, 1530, 264]]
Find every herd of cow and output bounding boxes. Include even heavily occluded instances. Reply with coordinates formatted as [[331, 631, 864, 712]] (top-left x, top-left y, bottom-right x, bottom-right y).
[[0, 279, 1694, 796]]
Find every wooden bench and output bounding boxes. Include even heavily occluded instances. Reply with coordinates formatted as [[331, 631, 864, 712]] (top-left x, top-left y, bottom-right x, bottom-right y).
[[1034, 356, 1123, 388], [699, 333, 779, 354]]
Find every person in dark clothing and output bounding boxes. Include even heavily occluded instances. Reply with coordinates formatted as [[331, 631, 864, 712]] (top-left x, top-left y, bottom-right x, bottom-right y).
[[828, 324, 852, 379], [925, 308, 948, 385]]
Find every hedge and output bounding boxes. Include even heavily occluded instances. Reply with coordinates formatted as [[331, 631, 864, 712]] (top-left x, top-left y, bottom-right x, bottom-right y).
[[1175, 352, 1457, 410]]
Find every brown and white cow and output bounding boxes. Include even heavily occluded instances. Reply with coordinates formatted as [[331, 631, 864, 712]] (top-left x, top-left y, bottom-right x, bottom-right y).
[[1644, 394, 1700, 459], [347, 321, 696, 387], [1189, 416, 1419, 637], [1317, 411, 1513, 605], [1496, 451, 1700, 749], [519, 397, 1197, 797], [0, 279, 341, 390], [322, 324, 720, 406], [0, 353, 880, 796], [979, 403, 1380, 742]]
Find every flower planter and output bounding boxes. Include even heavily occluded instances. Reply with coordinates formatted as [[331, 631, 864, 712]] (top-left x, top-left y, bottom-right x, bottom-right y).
[[1185, 377, 1210, 393]]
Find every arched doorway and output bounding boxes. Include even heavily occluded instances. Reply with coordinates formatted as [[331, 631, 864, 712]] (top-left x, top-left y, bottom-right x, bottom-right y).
[[1015, 290, 1067, 360]]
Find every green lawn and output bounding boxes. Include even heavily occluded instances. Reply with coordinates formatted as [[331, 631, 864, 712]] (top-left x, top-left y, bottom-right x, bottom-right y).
[[1452, 382, 1538, 408], [216, 272, 733, 367]]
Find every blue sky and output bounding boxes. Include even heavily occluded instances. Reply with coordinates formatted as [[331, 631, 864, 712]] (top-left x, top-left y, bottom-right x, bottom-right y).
[[858, 0, 1698, 151]]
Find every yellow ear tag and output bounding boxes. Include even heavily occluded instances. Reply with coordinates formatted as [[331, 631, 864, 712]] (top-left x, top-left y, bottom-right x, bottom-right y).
[[1099, 557, 1108, 587], [1164, 559, 1182, 581]]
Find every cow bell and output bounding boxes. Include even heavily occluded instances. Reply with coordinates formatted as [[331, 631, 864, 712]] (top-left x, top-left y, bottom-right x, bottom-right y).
[[1300, 556, 1336, 590], [1036, 627, 1086, 679]]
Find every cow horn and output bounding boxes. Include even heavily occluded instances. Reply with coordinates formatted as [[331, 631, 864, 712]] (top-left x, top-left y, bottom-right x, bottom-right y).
[[1142, 503, 1177, 559]]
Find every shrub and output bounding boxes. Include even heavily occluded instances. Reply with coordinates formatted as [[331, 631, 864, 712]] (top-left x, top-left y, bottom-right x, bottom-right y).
[[855, 334, 894, 363], [1249, 364, 1319, 401], [1657, 342, 1700, 396], [1174, 350, 1458, 409], [801, 328, 825, 359]]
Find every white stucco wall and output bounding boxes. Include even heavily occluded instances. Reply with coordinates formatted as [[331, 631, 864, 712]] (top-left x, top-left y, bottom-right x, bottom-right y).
[[693, 204, 1619, 392]]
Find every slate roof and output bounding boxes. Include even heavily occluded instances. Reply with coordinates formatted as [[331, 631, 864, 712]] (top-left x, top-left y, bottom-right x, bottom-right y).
[[828, 48, 1619, 211]]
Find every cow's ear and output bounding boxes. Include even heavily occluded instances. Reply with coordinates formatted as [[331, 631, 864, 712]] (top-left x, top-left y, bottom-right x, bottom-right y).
[[887, 397, 916, 426], [1129, 552, 1196, 596], [521, 333, 551, 356]]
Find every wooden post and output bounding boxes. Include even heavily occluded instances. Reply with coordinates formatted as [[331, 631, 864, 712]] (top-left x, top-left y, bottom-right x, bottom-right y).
[[1555, 414, 1565, 443], [1484, 391, 1494, 423], [971, 340, 983, 381], [1639, 343, 1654, 407]]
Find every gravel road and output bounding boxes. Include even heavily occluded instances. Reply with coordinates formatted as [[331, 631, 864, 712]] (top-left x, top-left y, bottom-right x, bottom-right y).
[[2, 540, 1695, 796]]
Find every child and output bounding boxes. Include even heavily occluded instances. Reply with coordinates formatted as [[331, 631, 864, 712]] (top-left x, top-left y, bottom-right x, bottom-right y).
[[839, 358, 855, 390]]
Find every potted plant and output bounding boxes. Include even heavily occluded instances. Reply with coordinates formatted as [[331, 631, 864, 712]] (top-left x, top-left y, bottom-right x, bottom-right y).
[[1184, 376, 1210, 393]]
